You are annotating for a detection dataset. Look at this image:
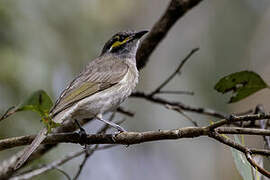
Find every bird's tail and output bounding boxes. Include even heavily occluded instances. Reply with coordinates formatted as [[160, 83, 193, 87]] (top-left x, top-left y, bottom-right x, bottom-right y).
[[14, 127, 47, 169]]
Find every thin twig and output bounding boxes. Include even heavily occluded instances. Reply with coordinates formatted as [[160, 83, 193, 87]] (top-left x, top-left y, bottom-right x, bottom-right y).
[[245, 152, 270, 178], [73, 114, 117, 179], [165, 104, 198, 126], [217, 127, 270, 136], [73, 145, 98, 180], [207, 114, 270, 130], [0, 106, 16, 122], [249, 148, 270, 156], [73, 154, 89, 180], [255, 105, 270, 149], [150, 48, 199, 96], [73, 113, 119, 179], [131, 91, 227, 119]]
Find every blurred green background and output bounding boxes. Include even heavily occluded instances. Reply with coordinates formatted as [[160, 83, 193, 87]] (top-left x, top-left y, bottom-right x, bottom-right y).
[[1, 0, 270, 179]]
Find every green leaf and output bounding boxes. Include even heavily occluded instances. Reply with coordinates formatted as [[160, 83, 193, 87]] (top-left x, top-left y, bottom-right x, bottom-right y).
[[214, 71, 268, 103], [1, 90, 59, 132], [17, 90, 53, 114], [16, 90, 59, 132], [231, 135, 253, 180]]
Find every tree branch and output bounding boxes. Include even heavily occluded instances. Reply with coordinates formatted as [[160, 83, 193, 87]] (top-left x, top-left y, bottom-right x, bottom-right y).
[[208, 131, 270, 178], [136, 0, 203, 69], [5, 126, 270, 178], [1, 112, 270, 178], [207, 114, 270, 130], [131, 91, 228, 119], [217, 127, 270, 136], [2, 116, 270, 152], [0, 127, 206, 150]]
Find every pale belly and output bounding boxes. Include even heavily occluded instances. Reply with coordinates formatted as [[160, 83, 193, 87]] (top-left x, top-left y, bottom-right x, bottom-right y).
[[71, 83, 133, 119]]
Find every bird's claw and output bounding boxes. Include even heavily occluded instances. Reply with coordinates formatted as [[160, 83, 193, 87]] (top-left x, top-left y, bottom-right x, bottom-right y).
[[74, 119, 87, 146]]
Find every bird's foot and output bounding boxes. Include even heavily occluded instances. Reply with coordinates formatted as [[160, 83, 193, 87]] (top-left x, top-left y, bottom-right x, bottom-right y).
[[75, 119, 87, 146], [96, 114, 127, 132], [114, 124, 127, 133]]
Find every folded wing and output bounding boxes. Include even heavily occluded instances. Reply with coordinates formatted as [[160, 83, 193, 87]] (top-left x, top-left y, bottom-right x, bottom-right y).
[[51, 56, 128, 116]]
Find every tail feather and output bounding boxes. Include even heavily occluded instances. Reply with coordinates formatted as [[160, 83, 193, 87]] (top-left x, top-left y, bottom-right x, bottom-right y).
[[14, 128, 47, 169]]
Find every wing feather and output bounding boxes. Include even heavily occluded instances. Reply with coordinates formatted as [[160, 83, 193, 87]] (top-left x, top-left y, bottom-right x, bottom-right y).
[[51, 55, 128, 116]]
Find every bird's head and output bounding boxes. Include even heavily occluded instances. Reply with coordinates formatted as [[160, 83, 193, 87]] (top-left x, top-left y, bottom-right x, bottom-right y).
[[101, 30, 148, 57]]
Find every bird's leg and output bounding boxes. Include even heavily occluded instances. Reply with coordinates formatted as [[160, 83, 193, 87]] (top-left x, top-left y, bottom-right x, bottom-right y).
[[96, 114, 126, 132], [74, 119, 87, 146]]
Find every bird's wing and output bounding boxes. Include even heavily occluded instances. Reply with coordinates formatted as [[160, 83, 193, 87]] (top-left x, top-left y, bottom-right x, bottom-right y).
[[50, 56, 128, 116]]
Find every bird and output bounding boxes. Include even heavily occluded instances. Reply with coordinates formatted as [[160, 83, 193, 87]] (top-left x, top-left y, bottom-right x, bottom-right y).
[[14, 30, 148, 169]]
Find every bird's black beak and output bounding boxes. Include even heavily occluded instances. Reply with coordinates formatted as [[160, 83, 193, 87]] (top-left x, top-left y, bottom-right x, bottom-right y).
[[134, 30, 148, 39]]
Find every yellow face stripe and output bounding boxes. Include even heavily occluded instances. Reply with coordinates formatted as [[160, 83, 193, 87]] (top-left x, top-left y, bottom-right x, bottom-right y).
[[111, 37, 131, 49]]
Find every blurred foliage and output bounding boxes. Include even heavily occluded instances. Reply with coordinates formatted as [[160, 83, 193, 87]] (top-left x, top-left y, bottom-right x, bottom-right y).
[[0, 4, 12, 48]]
